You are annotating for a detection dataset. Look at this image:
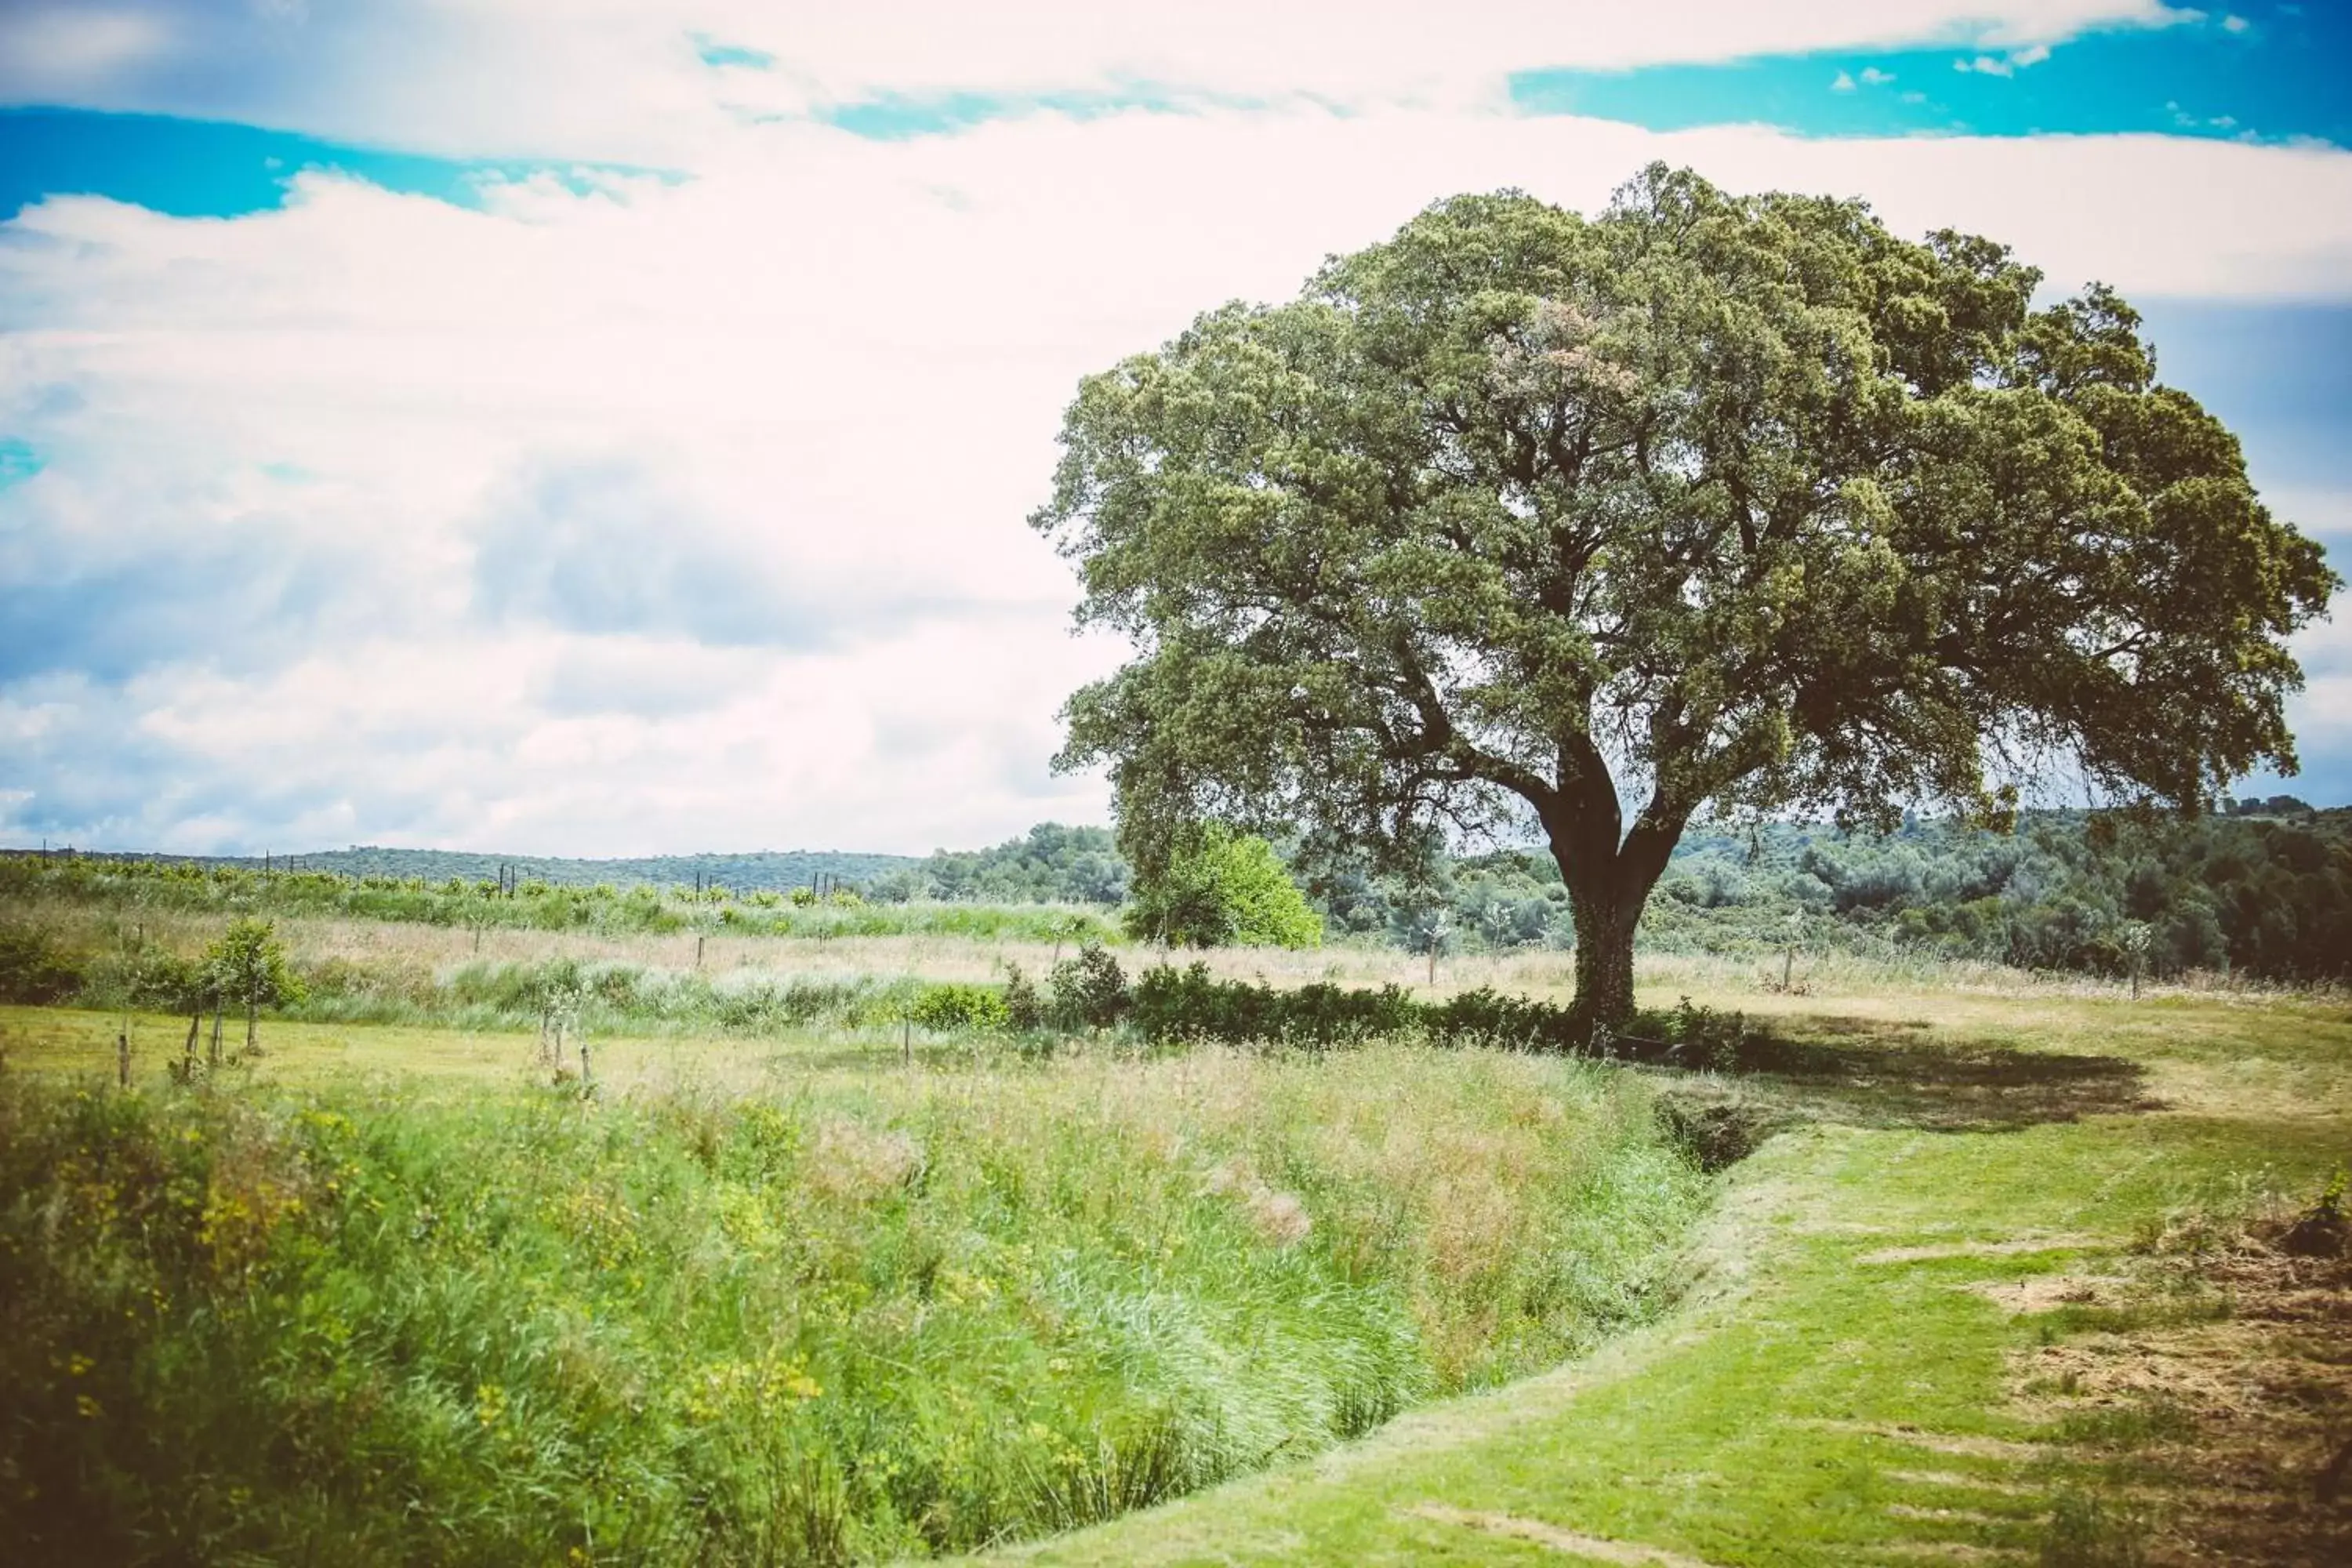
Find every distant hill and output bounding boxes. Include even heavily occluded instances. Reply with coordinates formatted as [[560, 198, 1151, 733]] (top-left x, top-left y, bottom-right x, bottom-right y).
[[39, 846, 918, 893]]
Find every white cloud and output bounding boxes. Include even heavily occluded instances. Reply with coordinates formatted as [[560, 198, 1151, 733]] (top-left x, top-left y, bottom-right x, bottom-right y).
[[0, 7, 171, 95], [1956, 41, 2056, 75], [1860, 67, 1899, 85], [0, 1, 2194, 162], [4, 103, 2350, 850], [1834, 71, 1859, 92]]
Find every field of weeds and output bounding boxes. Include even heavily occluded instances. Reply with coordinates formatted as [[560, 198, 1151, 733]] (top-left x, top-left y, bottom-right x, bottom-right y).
[[15, 890, 2303, 1054], [5, 895, 2346, 1567], [0, 1025, 1707, 1564]]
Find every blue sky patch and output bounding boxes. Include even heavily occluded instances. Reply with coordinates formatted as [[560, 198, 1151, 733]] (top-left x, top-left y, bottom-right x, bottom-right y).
[[0, 107, 645, 221], [820, 85, 1259, 141], [1511, 3, 2350, 146], [0, 438, 45, 491], [693, 34, 775, 70]]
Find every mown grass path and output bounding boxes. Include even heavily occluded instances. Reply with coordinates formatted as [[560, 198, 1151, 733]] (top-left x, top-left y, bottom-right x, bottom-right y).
[[988, 993, 2352, 1566]]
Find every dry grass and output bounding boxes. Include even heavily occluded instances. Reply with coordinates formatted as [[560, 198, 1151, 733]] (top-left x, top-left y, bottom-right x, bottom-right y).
[[27, 893, 2339, 1024]]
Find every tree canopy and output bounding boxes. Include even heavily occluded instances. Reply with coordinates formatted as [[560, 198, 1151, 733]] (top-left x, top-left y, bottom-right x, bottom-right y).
[[1031, 164, 2337, 1030]]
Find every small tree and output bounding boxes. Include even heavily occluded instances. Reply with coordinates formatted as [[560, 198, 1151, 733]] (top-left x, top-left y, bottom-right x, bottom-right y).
[[1126, 825, 1323, 949], [536, 959, 586, 1070], [129, 950, 207, 1071], [202, 919, 302, 1058]]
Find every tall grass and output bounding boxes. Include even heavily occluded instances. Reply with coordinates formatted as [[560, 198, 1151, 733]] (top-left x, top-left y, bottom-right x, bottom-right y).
[[0, 1046, 1705, 1564]]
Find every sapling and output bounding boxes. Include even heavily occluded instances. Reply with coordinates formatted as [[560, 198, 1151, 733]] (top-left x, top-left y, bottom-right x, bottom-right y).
[[201, 919, 301, 1059]]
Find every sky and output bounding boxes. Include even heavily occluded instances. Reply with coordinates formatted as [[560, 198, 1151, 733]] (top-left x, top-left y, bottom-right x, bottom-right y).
[[0, 1, 2347, 856]]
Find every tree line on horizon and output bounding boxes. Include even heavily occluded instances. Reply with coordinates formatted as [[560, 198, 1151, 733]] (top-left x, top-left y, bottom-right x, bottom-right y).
[[6, 804, 2345, 985]]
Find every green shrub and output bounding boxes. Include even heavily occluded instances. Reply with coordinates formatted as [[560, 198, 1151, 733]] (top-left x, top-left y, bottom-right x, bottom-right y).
[[1130, 963, 1415, 1049], [0, 924, 85, 1004], [1125, 826, 1322, 949], [1001, 964, 1047, 1032], [909, 982, 1011, 1033], [1049, 941, 1130, 1030]]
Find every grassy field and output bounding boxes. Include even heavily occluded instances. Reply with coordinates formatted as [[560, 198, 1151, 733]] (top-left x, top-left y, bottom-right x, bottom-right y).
[[0, 1000, 1707, 1563], [983, 985, 2352, 1566], [3, 937, 2346, 1565], [20, 894, 2308, 1021]]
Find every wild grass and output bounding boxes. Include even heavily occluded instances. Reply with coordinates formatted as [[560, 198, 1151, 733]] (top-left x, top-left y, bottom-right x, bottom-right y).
[[0, 1040, 1708, 1565], [986, 993, 2352, 1567], [24, 892, 2309, 1040], [7, 890, 2346, 1566]]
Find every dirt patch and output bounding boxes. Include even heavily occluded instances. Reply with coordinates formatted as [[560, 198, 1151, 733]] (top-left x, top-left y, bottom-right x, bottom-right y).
[[1407, 1504, 1727, 1566], [1972, 1272, 2133, 1314], [2009, 1218, 2352, 1566], [1859, 1235, 2102, 1265]]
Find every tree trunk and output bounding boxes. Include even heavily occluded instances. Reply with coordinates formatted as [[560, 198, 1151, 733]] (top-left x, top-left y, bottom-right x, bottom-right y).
[[209, 1005, 223, 1068], [1545, 796, 1684, 1044], [184, 1011, 201, 1069], [1563, 881, 1643, 1039], [245, 1000, 257, 1055], [1571, 911, 1636, 1031]]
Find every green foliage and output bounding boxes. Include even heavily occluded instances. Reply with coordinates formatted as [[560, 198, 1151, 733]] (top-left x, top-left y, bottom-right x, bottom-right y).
[[1123, 961, 1759, 1065], [1035, 163, 2337, 1029], [1000, 964, 1047, 1033], [1048, 941, 1131, 1030], [1296, 807, 2352, 985], [202, 918, 303, 1011], [1126, 825, 1323, 949], [876, 823, 1131, 906], [10, 797, 2347, 997], [907, 982, 1012, 1033], [1644, 808, 2352, 983], [172, 845, 913, 894], [29, 832, 1124, 909], [0, 924, 85, 1004], [0, 1051, 1704, 1562], [1131, 964, 1417, 1050], [0, 853, 1121, 947]]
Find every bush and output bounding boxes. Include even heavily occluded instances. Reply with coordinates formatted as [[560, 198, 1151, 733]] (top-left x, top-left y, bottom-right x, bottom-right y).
[[1125, 826, 1323, 949], [1049, 942, 1130, 1030], [129, 950, 205, 1015], [909, 982, 1011, 1033], [1001, 964, 1047, 1032], [1131, 964, 1415, 1050], [0, 925, 85, 1004]]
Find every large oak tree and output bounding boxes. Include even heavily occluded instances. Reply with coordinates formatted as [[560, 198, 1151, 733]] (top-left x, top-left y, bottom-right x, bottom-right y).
[[1031, 165, 2338, 1033]]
